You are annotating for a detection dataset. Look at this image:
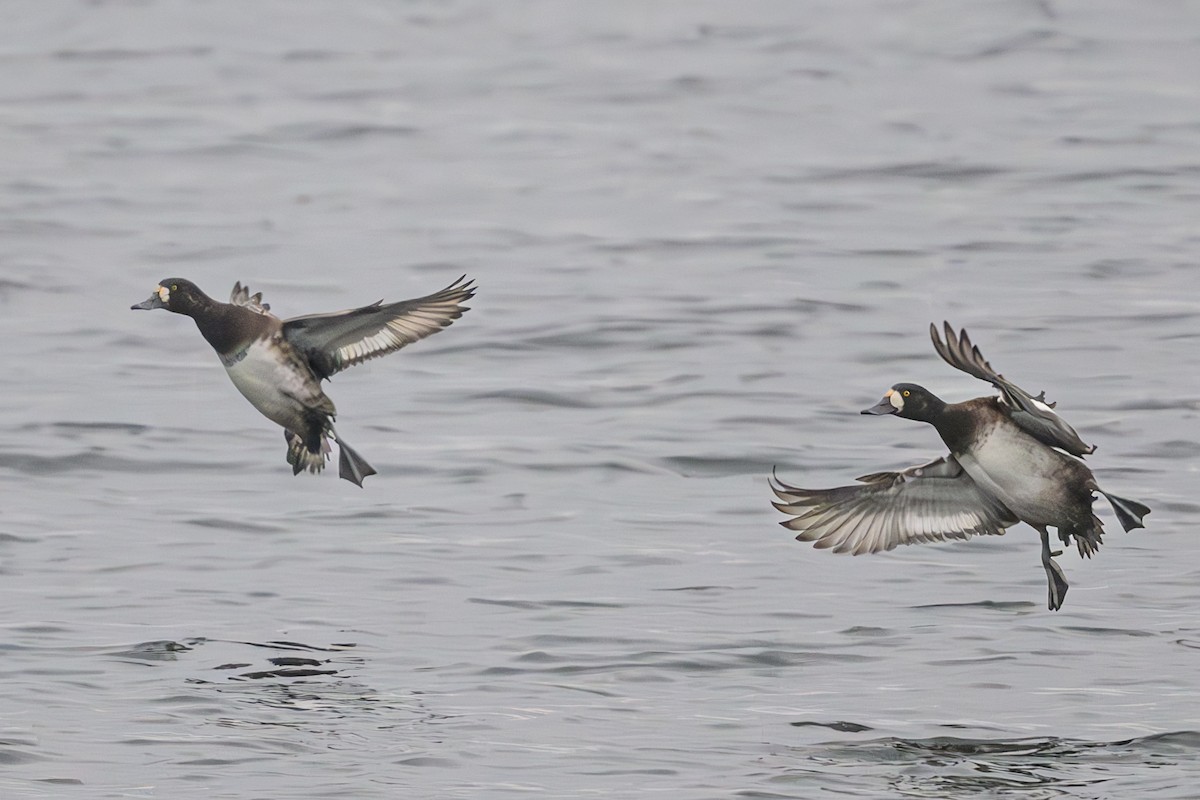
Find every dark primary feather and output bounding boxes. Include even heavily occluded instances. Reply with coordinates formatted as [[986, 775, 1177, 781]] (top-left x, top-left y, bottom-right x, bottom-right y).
[[770, 456, 1018, 555], [229, 281, 272, 315], [282, 276, 475, 379], [930, 322, 1095, 457]]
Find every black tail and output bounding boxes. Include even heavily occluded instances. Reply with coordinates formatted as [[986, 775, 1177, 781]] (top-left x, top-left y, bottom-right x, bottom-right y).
[[1060, 513, 1105, 558], [336, 437, 377, 487], [1100, 491, 1151, 533], [285, 429, 330, 475]]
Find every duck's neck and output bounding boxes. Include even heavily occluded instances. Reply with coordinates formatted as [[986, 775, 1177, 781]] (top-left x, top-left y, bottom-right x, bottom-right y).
[[172, 287, 218, 319], [930, 399, 981, 454], [189, 299, 252, 355], [921, 393, 948, 419]]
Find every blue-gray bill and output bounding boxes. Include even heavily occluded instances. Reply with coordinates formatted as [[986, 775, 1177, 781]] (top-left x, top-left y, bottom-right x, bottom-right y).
[[862, 396, 898, 415], [131, 294, 166, 310]]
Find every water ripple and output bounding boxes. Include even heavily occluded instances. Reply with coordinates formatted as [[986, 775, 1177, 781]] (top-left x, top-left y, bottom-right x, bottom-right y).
[[767, 732, 1200, 799]]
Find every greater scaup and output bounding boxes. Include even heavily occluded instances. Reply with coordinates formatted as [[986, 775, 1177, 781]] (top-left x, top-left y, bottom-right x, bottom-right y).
[[132, 276, 474, 486], [771, 322, 1150, 610]]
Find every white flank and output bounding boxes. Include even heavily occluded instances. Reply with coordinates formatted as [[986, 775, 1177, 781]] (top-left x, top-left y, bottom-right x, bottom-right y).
[[956, 424, 1073, 527], [224, 338, 324, 432]]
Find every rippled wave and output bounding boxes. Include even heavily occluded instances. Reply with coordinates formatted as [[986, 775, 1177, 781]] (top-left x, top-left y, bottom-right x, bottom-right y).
[[767, 732, 1200, 798]]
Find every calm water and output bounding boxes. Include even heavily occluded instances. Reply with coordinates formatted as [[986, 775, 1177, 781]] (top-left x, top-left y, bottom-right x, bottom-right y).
[[2, 1, 1199, 798]]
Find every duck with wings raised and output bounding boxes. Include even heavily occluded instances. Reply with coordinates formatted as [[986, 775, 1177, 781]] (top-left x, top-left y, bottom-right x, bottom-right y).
[[132, 276, 474, 486], [771, 322, 1149, 610]]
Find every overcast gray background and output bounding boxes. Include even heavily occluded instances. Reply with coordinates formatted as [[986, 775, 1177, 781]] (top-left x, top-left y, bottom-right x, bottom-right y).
[[2, 2, 1198, 798]]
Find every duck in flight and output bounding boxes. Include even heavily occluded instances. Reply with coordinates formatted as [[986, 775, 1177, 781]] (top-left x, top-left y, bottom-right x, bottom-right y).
[[132, 276, 474, 486], [771, 322, 1150, 610]]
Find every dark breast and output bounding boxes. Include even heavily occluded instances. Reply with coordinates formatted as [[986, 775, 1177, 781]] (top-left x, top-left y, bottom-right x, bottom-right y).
[[933, 397, 1003, 455], [194, 305, 277, 357]]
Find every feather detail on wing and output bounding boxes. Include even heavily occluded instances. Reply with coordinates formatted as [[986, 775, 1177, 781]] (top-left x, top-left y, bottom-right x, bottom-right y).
[[281, 276, 475, 379], [930, 322, 1095, 457], [229, 282, 274, 316], [770, 456, 1017, 555]]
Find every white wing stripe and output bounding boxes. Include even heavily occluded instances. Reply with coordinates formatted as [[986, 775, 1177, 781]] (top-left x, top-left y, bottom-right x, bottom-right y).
[[334, 305, 466, 368]]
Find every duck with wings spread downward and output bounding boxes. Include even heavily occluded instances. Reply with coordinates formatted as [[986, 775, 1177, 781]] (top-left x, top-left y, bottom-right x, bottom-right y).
[[771, 323, 1149, 610]]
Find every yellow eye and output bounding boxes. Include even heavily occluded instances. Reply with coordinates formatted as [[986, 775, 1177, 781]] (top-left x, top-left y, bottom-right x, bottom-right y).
[[903, 390, 910, 397], [171, 284, 179, 291]]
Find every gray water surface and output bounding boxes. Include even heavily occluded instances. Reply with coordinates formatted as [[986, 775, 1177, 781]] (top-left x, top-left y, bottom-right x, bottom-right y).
[[2, 1, 1199, 798]]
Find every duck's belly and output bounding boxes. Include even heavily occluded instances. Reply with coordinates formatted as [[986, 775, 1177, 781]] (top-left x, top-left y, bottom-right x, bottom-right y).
[[223, 339, 327, 433], [954, 424, 1088, 528]]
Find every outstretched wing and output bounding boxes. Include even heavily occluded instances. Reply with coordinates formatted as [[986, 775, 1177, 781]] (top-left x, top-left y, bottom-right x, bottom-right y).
[[282, 276, 475, 379], [930, 322, 1095, 457], [770, 456, 1017, 555], [229, 282, 275, 317]]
